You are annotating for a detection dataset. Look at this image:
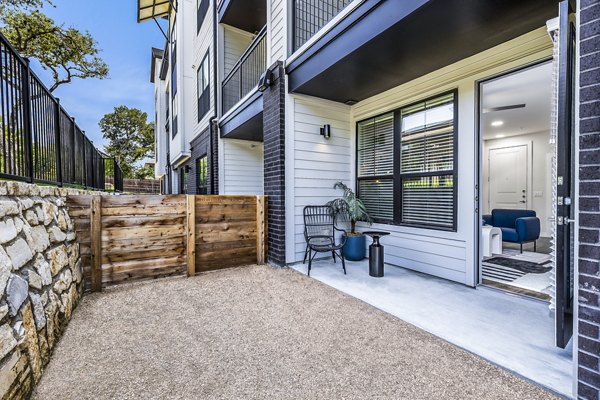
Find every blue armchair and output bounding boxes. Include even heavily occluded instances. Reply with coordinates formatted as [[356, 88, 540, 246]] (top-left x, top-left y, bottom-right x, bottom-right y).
[[482, 209, 541, 253]]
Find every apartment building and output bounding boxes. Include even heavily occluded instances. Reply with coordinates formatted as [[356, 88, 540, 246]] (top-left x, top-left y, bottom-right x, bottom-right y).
[[138, 1, 598, 397]]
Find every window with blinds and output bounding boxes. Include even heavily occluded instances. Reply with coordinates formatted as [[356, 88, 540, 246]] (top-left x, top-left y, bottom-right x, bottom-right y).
[[357, 113, 394, 222], [356, 91, 457, 230], [399, 92, 456, 229]]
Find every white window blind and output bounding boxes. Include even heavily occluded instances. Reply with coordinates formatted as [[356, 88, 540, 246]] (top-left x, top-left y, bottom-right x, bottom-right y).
[[357, 112, 394, 221], [399, 92, 456, 229]]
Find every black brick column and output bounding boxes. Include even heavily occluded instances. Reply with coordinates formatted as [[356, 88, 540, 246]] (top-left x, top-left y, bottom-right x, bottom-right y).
[[578, 1, 600, 399], [263, 61, 286, 266]]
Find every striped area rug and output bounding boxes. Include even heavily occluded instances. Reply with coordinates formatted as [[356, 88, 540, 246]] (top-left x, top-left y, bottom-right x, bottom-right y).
[[482, 261, 527, 283]]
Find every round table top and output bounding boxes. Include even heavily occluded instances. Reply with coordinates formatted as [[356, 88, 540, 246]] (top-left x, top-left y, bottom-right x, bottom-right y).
[[362, 231, 391, 238]]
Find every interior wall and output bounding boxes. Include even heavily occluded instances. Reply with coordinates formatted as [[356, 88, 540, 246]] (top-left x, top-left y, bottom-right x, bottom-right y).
[[222, 139, 264, 195], [482, 131, 553, 236]]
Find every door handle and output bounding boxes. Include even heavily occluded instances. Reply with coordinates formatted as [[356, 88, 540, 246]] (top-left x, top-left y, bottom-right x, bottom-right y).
[[519, 200, 526, 203]]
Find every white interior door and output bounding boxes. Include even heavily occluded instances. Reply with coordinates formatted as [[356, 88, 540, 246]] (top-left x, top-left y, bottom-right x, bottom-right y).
[[489, 145, 528, 210]]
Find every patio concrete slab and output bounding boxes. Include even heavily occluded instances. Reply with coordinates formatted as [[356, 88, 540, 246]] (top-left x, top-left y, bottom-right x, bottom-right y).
[[291, 258, 574, 398], [33, 265, 558, 400]]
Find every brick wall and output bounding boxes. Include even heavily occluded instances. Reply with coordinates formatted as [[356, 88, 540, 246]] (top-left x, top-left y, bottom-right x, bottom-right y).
[[262, 62, 286, 266], [578, 1, 600, 398]]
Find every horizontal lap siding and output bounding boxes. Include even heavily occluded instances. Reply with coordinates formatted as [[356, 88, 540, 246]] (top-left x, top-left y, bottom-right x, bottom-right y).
[[286, 28, 553, 286], [290, 96, 352, 262], [269, 0, 286, 63], [192, 0, 215, 137], [223, 27, 255, 77], [223, 139, 264, 195]]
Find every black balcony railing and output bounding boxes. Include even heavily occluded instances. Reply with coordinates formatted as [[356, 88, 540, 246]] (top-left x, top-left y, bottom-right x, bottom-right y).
[[222, 26, 267, 114], [292, 0, 353, 52], [0, 31, 122, 191]]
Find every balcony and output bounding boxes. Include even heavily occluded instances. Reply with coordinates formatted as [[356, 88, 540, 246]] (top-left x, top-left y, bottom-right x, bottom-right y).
[[218, 0, 266, 32], [292, 0, 354, 52], [286, 0, 557, 103], [221, 26, 267, 115]]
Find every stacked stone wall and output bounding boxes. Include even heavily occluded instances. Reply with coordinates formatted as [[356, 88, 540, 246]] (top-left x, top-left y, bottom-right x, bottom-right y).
[[0, 181, 92, 399]]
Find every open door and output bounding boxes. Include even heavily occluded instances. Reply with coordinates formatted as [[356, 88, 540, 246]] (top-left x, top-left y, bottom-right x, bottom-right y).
[[554, 0, 576, 349]]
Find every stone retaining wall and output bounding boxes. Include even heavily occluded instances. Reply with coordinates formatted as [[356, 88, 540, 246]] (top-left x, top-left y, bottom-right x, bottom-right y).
[[0, 181, 93, 399]]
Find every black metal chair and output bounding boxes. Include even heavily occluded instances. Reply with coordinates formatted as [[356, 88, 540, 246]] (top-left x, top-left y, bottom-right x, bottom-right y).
[[303, 205, 346, 276]]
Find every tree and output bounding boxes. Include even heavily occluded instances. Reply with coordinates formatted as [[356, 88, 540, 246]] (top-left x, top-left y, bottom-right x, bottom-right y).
[[0, 5, 109, 92], [99, 106, 154, 179]]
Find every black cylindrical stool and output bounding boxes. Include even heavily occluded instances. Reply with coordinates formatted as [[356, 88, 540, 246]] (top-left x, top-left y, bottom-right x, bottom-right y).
[[363, 231, 390, 277]]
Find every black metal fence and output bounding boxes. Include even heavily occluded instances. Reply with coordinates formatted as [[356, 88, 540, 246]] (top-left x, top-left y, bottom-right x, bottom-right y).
[[0, 31, 122, 191], [222, 26, 267, 114], [292, 0, 353, 51]]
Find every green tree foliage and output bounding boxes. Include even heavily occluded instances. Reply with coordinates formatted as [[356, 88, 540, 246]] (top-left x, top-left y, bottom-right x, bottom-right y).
[[99, 106, 154, 179], [0, 2, 109, 92]]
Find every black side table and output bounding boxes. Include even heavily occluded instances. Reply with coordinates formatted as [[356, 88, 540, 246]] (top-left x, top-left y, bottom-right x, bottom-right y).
[[363, 231, 390, 277]]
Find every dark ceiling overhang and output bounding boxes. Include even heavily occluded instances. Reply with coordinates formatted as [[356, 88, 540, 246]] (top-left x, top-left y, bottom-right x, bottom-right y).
[[286, 0, 558, 103], [218, 0, 266, 32], [220, 91, 264, 141]]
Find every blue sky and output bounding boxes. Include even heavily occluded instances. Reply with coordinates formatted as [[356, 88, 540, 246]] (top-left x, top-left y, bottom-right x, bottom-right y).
[[29, 0, 166, 151]]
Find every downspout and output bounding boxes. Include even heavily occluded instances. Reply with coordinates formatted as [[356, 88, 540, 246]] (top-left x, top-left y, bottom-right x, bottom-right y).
[[209, 0, 219, 194]]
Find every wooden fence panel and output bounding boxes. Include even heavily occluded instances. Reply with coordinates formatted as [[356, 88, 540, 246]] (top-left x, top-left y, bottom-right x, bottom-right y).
[[67, 194, 267, 291]]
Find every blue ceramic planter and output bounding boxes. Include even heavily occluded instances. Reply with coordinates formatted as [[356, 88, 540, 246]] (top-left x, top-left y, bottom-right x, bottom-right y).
[[343, 234, 366, 261]]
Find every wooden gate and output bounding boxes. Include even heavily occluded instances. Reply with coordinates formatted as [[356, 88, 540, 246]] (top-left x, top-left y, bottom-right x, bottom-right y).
[[67, 195, 267, 291]]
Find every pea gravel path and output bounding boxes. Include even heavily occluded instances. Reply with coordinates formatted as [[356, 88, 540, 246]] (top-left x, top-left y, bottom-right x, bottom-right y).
[[33, 265, 559, 400]]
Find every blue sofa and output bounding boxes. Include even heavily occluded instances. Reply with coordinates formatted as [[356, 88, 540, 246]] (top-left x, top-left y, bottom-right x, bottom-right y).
[[482, 209, 541, 253]]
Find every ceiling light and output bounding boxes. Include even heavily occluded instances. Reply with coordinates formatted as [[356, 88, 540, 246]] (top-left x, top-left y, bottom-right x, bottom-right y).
[[495, 134, 505, 138], [491, 120, 504, 127]]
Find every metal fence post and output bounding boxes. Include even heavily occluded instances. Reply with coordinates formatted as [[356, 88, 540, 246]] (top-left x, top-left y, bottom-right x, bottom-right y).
[[21, 58, 34, 183], [55, 98, 63, 186], [82, 131, 87, 189], [71, 117, 76, 183]]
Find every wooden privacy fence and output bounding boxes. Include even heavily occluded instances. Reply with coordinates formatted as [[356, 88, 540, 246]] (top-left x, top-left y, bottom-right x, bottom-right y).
[[66, 195, 267, 291]]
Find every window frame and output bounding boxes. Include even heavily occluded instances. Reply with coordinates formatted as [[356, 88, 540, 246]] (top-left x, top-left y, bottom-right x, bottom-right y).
[[197, 0, 209, 34], [197, 50, 210, 122], [356, 89, 459, 231], [196, 154, 208, 194]]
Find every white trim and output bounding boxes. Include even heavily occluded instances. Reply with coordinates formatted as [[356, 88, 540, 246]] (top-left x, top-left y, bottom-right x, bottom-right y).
[[219, 87, 260, 122], [572, 2, 580, 397]]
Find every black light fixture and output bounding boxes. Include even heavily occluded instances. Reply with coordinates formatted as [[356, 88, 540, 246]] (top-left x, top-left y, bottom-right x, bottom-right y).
[[320, 124, 331, 139], [257, 69, 273, 92]]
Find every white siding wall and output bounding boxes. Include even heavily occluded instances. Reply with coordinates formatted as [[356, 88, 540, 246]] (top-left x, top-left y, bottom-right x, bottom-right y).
[[285, 28, 553, 286], [223, 26, 255, 77], [192, 0, 216, 139], [153, 61, 167, 178], [285, 95, 352, 262], [222, 139, 264, 195], [268, 0, 286, 62]]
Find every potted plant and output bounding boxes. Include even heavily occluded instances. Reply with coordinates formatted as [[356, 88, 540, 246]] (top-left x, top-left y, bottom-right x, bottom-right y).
[[327, 181, 372, 261]]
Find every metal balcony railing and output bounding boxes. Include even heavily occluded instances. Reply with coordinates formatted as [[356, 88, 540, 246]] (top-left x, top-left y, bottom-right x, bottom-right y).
[[0, 30, 123, 191], [292, 0, 353, 52], [221, 26, 267, 114]]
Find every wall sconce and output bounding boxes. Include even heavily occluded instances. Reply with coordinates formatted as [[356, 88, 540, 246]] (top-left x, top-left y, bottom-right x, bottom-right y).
[[320, 124, 331, 139], [257, 69, 273, 92]]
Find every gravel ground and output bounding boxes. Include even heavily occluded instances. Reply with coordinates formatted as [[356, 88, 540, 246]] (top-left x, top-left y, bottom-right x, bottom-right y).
[[33, 265, 559, 400]]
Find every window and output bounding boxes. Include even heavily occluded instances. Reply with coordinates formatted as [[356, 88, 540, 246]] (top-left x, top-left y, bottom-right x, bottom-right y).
[[170, 24, 177, 98], [196, 155, 208, 194], [197, 0, 209, 34], [197, 51, 210, 121], [356, 113, 394, 221], [356, 91, 458, 231]]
